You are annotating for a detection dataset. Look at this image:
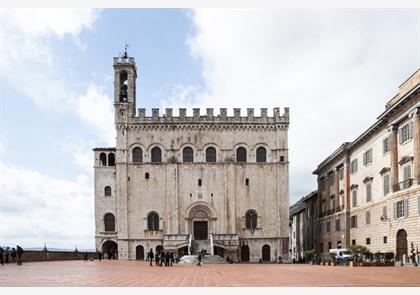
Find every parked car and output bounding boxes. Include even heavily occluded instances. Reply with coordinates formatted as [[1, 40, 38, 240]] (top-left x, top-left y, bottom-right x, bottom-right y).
[[329, 248, 354, 263]]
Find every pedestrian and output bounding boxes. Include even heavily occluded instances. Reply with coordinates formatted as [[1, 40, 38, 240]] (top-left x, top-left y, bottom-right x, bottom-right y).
[[197, 253, 202, 267], [16, 245, 24, 266], [170, 252, 174, 266], [148, 249, 154, 266], [0, 246, 4, 265], [11, 248, 16, 263], [5, 247, 9, 263], [165, 251, 170, 266], [84, 251, 88, 261], [155, 250, 159, 266], [98, 251, 102, 261], [160, 251, 165, 267]]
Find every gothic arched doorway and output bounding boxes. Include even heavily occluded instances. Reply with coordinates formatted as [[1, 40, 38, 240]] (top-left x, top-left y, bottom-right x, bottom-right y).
[[262, 244, 270, 262], [241, 245, 250, 262], [102, 240, 118, 260], [156, 245, 163, 255], [396, 229, 408, 261], [136, 245, 144, 260]]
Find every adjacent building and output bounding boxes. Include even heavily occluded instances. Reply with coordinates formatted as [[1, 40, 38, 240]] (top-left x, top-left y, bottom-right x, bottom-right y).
[[94, 54, 290, 262]]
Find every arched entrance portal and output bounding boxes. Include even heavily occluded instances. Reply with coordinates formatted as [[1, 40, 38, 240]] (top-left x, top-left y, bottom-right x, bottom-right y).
[[102, 240, 118, 260], [192, 209, 209, 240], [241, 245, 250, 262], [396, 229, 408, 261], [136, 245, 144, 260], [156, 245, 163, 255], [262, 244, 270, 262]]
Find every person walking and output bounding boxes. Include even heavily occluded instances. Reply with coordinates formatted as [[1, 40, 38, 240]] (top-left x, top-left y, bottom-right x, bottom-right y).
[[165, 251, 170, 266], [11, 248, 16, 263], [197, 253, 202, 267], [16, 245, 24, 266], [5, 247, 10, 263], [0, 246, 4, 265], [170, 252, 174, 266], [98, 251, 102, 261], [155, 250, 159, 266], [83, 251, 88, 261], [148, 249, 154, 266], [160, 251, 165, 267]]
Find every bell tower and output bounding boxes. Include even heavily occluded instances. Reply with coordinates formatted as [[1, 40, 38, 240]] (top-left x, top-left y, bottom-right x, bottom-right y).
[[113, 45, 137, 123]]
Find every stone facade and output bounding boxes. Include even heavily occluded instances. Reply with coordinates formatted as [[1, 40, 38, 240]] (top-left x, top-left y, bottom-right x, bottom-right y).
[[312, 69, 420, 260], [94, 55, 290, 262]]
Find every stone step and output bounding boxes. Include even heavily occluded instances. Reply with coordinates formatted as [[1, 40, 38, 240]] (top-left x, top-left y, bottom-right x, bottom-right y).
[[179, 255, 227, 264]]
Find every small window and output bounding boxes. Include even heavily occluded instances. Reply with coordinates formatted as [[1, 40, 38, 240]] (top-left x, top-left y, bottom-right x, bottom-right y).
[[328, 242, 332, 250], [108, 153, 115, 166], [339, 167, 344, 180], [99, 153, 107, 166], [383, 137, 390, 154], [198, 179, 202, 187], [337, 241, 342, 249], [145, 172, 149, 179], [399, 122, 413, 144], [351, 215, 357, 228], [396, 200, 405, 218], [365, 211, 371, 225], [205, 147, 216, 163], [104, 186, 112, 196], [147, 212, 159, 231], [280, 156, 285, 162], [351, 239, 356, 245], [383, 236, 387, 244], [236, 147, 247, 162], [403, 164, 412, 183], [363, 149, 373, 166], [326, 221, 331, 233], [132, 147, 143, 163], [366, 238, 371, 245], [383, 174, 390, 196], [350, 159, 358, 174], [366, 182, 372, 202], [183, 147, 194, 163], [245, 178, 249, 186], [352, 189, 357, 207], [104, 213, 115, 232], [335, 219, 340, 232], [256, 147, 267, 163], [382, 206, 387, 219], [245, 210, 257, 229], [151, 147, 162, 163]]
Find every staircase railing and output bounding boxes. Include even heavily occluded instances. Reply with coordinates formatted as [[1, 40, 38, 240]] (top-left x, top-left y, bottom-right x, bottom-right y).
[[188, 234, 192, 255], [210, 232, 214, 255]]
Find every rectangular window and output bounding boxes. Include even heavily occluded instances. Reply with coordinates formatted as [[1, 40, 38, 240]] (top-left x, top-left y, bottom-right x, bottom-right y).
[[366, 238, 371, 245], [337, 241, 342, 249], [366, 211, 371, 225], [352, 189, 357, 207], [351, 215, 357, 228], [330, 197, 336, 210], [352, 239, 356, 245], [335, 219, 340, 232], [383, 236, 387, 244], [396, 200, 405, 218], [383, 137, 390, 154], [339, 167, 344, 180], [383, 206, 387, 219], [383, 174, 390, 196], [328, 242, 332, 250], [366, 182, 372, 202], [326, 221, 331, 233], [399, 122, 413, 144], [363, 149, 373, 166], [403, 164, 412, 182], [350, 159, 358, 174]]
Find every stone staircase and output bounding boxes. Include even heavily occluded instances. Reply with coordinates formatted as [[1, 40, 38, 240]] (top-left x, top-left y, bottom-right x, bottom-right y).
[[179, 255, 227, 264], [191, 239, 211, 255]]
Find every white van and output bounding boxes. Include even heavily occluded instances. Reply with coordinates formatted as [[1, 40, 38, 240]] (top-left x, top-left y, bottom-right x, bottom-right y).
[[329, 248, 353, 262]]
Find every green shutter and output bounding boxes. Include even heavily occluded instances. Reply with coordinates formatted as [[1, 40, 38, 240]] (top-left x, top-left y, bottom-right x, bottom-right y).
[[393, 202, 397, 219], [405, 199, 409, 218]]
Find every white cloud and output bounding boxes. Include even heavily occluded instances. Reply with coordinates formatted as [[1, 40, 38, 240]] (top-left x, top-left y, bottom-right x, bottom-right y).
[[0, 161, 94, 249], [177, 9, 420, 202], [77, 84, 115, 146]]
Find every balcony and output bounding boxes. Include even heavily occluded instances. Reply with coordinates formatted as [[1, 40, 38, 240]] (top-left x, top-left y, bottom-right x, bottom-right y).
[[393, 179, 414, 192], [335, 205, 344, 213], [319, 205, 344, 218]]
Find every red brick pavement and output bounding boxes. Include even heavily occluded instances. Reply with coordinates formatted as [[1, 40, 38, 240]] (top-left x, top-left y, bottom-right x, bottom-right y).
[[1, 260, 420, 287]]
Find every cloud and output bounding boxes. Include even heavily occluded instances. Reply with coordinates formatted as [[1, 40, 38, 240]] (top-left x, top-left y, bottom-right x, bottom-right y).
[[174, 9, 420, 202], [76, 84, 115, 146], [0, 161, 94, 249]]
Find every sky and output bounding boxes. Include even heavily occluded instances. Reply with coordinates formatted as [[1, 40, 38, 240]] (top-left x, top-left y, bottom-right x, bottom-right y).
[[0, 8, 419, 250]]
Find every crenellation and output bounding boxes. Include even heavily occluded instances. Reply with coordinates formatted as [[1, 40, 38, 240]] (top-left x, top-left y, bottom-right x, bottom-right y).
[[193, 108, 200, 120], [234, 108, 241, 120], [260, 108, 267, 119], [220, 108, 227, 119], [138, 108, 145, 119], [206, 108, 214, 119], [152, 108, 159, 121], [165, 108, 173, 121], [247, 108, 254, 120], [179, 108, 187, 120]]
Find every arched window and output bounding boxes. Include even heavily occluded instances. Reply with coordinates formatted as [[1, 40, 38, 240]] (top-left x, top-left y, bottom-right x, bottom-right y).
[[256, 147, 267, 163], [104, 213, 115, 232], [236, 147, 247, 163], [119, 71, 128, 102], [132, 147, 143, 163], [206, 147, 216, 163], [183, 147, 194, 163], [104, 186, 112, 196], [245, 210, 257, 229], [148, 212, 159, 231], [99, 153, 107, 166], [108, 153, 115, 166], [151, 147, 162, 163]]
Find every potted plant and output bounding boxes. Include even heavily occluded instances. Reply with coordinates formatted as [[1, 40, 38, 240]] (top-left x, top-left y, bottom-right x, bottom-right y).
[[329, 252, 336, 266]]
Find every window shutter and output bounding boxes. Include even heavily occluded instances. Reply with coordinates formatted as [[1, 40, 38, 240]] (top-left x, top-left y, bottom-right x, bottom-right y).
[[408, 121, 413, 139], [398, 128, 403, 144], [404, 199, 409, 218], [393, 202, 397, 219], [143, 218, 148, 230]]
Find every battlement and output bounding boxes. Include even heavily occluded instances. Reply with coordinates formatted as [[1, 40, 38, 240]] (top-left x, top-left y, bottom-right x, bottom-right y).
[[131, 107, 289, 124], [113, 56, 136, 66]]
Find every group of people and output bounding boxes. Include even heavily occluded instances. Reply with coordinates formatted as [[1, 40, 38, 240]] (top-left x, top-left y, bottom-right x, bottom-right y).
[[147, 249, 179, 266], [0, 245, 24, 265]]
